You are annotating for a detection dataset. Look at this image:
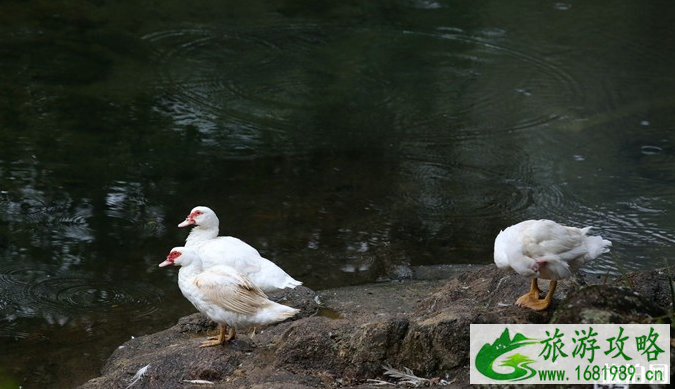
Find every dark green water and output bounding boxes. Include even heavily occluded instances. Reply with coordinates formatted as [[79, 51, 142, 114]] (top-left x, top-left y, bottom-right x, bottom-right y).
[[1, 0, 674, 387]]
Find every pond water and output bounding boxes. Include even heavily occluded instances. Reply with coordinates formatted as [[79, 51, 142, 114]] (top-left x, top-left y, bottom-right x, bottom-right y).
[[1, 0, 675, 387]]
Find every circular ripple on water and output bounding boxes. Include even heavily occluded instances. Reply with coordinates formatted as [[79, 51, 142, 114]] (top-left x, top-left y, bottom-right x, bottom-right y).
[[3, 195, 93, 243], [143, 24, 583, 156], [0, 267, 59, 327], [144, 25, 327, 155], [620, 141, 675, 184], [24, 276, 164, 318], [3, 266, 61, 283], [391, 28, 584, 138], [394, 132, 587, 224], [395, 158, 533, 222]]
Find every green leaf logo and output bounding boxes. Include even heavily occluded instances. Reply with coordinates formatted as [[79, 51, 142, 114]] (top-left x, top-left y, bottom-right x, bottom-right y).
[[475, 328, 540, 381]]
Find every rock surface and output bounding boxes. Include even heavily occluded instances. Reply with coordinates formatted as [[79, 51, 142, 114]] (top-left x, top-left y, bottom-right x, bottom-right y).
[[77, 266, 674, 389]]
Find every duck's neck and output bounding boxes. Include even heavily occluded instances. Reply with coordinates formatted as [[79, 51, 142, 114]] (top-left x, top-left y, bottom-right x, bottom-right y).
[[177, 262, 203, 288], [185, 225, 219, 246]]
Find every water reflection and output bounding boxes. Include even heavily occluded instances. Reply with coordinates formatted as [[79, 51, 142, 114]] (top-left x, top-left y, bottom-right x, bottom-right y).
[[1, 0, 675, 388]]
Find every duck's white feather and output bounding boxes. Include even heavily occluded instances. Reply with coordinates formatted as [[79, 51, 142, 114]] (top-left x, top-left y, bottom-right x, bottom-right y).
[[494, 219, 611, 280], [180, 206, 302, 292], [172, 248, 299, 330]]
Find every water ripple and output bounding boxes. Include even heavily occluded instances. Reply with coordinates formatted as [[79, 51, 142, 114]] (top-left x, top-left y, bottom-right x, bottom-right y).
[[26, 277, 163, 313], [2, 190, 94, 243], [0, 266, 163, 337], [144, 25, 311, 153], [143, 23, 584, 156], [391, 28, 584, 136]]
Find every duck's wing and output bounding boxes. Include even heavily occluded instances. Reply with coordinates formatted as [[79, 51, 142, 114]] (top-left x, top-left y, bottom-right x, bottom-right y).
[[194, 268, 268, 316], [523, 220, 587, 260]]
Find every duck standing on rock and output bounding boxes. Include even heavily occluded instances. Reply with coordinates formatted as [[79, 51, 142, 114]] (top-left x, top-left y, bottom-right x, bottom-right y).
[[493, 219, 612, 311], [159, 247, 300, 347], [178, 206, 302, 292]]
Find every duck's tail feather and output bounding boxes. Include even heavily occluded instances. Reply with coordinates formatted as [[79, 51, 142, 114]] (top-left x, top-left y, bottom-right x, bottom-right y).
[[283, 278, 303, 289], [584, 234, 612, 260]]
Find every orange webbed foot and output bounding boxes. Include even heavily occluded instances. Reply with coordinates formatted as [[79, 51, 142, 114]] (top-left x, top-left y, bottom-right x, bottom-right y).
[[199, 324, 235, 347], [515, 279, 557, 311]]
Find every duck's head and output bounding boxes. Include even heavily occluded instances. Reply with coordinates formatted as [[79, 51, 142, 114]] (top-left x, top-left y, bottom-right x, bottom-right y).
[[159, 246, 201, 268], [178, 206, 219, 229], [510, 254, 540, 278]]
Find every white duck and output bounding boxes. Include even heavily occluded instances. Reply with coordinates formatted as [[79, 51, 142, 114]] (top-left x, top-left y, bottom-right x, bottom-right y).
[[494, 219, 612, 311], [159, 246, 299, 347], [178, 206, 302, 292]]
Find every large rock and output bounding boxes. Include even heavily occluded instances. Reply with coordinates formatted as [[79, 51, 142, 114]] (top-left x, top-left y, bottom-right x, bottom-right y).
[[77, 266, 673, 388]]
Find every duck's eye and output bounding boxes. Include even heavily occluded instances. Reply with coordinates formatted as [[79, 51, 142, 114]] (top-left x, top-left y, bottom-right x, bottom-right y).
[[195, 211, 202, 215]]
